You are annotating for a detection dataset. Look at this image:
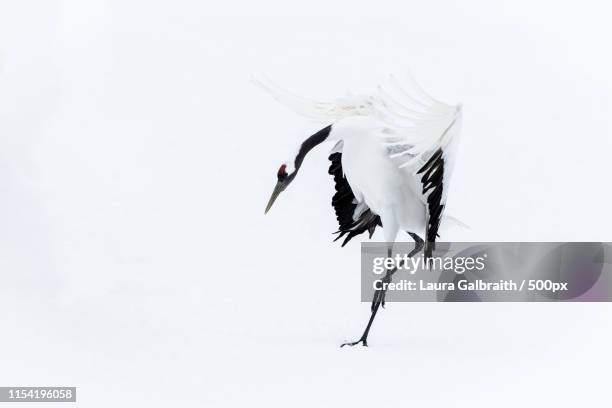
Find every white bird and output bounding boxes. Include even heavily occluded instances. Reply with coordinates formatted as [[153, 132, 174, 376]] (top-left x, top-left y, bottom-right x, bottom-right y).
[[260, 74, 463, 346]]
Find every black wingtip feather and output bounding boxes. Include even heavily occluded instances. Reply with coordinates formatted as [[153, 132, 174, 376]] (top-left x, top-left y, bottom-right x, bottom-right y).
[[328, 153, 381, 246], [418, 148, 445, 247]]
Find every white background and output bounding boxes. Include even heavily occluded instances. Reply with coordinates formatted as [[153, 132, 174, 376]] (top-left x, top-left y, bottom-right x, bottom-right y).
[[1, 1, 612, 407]]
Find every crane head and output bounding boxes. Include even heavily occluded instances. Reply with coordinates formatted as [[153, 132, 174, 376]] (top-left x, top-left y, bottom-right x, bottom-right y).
[[263, 125, 332, 214], [264, 163, 296, 214]]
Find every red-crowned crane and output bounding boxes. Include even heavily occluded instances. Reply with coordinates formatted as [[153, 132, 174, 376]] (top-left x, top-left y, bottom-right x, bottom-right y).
[[260, 75, 462, 346]]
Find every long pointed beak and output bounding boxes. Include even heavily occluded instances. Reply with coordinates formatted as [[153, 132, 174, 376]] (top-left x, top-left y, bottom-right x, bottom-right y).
[[265, 181, 285, 214]]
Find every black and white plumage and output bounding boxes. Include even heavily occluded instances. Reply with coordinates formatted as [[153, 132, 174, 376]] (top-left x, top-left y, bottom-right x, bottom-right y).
[[328, 151, 382, 246], [261, 74, 462, 346]]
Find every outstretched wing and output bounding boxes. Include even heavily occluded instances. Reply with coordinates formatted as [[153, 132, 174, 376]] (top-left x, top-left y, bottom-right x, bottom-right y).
[[328, 144, 381, 246], [380, 90, 462, 256]]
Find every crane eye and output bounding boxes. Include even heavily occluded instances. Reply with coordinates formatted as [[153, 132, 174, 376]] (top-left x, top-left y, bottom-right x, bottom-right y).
[[277, 164, 288, 180]]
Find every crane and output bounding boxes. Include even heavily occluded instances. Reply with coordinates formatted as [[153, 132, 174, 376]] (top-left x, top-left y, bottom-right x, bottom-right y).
[[260, 74, 463, 347]]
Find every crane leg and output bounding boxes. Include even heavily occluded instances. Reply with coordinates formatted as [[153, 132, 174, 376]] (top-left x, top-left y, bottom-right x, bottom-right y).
[[377, 233, 424, 309], [341, 233, 424, 348]]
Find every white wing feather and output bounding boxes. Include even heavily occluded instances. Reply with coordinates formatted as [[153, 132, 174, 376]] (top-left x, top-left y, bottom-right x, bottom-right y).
[[255, 73, 462, 220]]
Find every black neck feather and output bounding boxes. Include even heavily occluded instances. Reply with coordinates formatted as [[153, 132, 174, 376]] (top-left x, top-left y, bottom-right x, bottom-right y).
[[294, 125, 332, 171]]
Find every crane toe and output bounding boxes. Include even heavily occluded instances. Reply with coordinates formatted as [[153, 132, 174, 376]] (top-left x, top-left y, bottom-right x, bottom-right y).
[[340, 338, 368, 347]]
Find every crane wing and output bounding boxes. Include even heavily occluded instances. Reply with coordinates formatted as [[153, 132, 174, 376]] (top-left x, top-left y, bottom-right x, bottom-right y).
[[328, 141, 381, 246], [378, 85, 462, 256]]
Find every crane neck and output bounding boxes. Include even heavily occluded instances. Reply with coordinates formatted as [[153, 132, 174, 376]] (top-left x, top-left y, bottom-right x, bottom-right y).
[[294, 125, 332, 171]]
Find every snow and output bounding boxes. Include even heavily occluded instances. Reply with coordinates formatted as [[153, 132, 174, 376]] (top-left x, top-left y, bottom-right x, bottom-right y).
[[1, 2, 612, 407]]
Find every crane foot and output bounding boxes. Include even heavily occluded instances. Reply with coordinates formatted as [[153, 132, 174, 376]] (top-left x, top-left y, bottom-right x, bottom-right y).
[[340, 338, 368, 347]]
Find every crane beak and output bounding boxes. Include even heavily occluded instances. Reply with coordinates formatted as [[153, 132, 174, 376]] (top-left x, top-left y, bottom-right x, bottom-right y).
[[265, 181, 286, 214]]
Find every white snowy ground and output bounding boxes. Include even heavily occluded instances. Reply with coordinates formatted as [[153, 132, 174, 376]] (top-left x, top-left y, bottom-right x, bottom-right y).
[[1, 2, 612, 407]]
